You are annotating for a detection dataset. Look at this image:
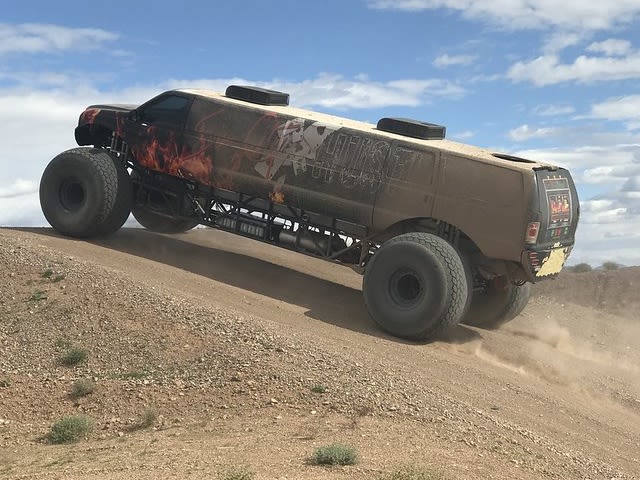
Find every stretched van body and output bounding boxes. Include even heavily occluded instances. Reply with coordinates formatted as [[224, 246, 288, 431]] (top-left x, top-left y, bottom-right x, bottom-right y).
[[40, 86, 579, 340]]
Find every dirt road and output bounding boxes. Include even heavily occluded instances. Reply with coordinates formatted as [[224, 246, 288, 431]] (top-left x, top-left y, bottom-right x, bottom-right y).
[[0, 227, 638, 479]]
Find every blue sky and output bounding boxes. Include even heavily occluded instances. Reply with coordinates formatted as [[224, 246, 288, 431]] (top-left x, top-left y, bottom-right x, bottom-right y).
[[1, 0, 639, 266]]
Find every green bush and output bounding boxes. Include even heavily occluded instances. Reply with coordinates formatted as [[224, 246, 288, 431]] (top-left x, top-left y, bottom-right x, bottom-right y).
[[312, 443, 357, 466], [139, 408, 158, 429], [70, 378, 95, 398], [55, 338, 71, 349], [569, 263, 592, 273], [61, 347, 88, 366], [218, 466, 254, 480], [601, 261, 621, 271], [47, 415, 93, 444], [29, 290, 47, 301], [378, 465, 445, 480]]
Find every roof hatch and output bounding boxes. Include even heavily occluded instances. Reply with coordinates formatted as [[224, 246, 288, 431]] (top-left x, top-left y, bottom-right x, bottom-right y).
[[225, 85, 289, 106], [376, 117, 446, 140]]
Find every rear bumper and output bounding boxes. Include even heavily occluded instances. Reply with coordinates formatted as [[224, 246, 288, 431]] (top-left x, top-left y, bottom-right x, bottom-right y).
[[521, 243, 573, 282]]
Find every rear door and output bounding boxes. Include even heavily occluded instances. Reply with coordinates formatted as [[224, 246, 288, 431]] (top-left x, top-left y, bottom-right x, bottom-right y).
[[535, 168, 579, 247]]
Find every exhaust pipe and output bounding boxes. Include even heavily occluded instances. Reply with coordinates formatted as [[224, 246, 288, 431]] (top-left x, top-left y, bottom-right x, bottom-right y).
[[279, 228, 346, 255]]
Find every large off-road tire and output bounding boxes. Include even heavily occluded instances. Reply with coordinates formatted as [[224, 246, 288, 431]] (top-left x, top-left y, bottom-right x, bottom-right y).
[[363, 232, 468, 341], [462, 280, 531, 329], [131, 207, 198, 234], [95, 156, 133, 235], [131, 171, 198, 234], [39, 147, 132, 238]]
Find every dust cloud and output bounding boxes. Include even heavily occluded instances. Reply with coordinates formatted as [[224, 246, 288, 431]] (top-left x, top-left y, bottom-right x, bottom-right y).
[[467, 287, 640, 411]]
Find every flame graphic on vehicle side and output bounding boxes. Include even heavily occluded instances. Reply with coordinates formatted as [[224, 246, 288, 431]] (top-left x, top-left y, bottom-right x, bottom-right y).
[[80, 108, 100, 125], [130, 126, 213, 185]]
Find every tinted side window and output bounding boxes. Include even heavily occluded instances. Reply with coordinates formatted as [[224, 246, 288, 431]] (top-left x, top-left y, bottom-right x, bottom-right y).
[[140, 95, 191, 127]]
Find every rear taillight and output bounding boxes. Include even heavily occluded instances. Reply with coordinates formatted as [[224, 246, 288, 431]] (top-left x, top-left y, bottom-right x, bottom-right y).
[[525, 222, 540, 244], [528, 251, 540, 271]]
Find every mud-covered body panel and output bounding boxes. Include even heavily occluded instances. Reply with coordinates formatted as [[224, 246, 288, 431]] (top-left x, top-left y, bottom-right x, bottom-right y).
[[75, 88, 579, 277]]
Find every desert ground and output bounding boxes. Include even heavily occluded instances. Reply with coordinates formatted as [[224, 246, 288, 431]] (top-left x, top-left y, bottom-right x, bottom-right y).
[[0, 227, 638, 479]]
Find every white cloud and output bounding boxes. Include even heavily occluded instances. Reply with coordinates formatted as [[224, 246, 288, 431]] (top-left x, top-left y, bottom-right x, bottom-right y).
[[543, 32, 583, 54], [570, 190, 640, 265], [583, 95, 640, 129], [279, 75, 466, 109], [433, 54, 477, 68], [451, 130, 475, 140], [509, 124, 559, 141], [0, 23, 118, 55], [160, 74, 466, 110], [507, 53, 640, 86], [367, 0, 640, 31], [0, 193, 44, 227], [514, 144, 640, 172], [513, 141, 640, 265], [582, 165, 638, 186], [533, 104, 575, 116], [586, 39, 632, 56], [570, 218, 640, 266], [0, 179, 37, 198]]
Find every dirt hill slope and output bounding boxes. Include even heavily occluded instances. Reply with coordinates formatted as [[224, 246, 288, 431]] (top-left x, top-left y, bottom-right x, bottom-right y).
[[0, 227, 638, 480]]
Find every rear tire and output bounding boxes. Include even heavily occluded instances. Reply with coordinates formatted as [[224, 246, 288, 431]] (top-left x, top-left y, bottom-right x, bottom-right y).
[[363, 232, 468, 340], [131, 171, 198, 234], [462, 280, 531, 329], [132, 207, 199, 234], [39, 147, 132, 238]]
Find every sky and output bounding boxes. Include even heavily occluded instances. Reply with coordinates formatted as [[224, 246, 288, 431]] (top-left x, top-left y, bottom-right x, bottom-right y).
[[1, 0, 639, 266]]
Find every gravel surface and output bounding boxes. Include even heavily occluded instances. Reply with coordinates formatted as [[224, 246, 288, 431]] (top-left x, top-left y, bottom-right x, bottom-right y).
[[1, 227, 638, 479]]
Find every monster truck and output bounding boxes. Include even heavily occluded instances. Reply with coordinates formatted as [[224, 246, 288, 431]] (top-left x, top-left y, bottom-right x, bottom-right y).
[[39, 85, 579, 340]]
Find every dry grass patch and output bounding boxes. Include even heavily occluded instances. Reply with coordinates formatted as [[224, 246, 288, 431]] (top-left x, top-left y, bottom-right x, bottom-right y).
[[47, 415, 93, 444], [312, 443, 357, 465]]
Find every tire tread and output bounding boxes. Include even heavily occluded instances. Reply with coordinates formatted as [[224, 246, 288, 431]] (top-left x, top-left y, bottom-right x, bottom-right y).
[[40, 147, 127, 238], [363, 232, 467, 340]]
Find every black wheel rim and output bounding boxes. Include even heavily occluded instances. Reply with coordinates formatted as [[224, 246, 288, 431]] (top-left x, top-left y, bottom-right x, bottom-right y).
[[58, 178, 86, 212], [389, 268, 423, 307]]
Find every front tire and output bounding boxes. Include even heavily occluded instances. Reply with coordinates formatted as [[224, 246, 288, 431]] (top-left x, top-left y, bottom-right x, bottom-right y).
[[363, 232, 468, 340], [39, 147, 132, 238], [462, 280, 531, 329]]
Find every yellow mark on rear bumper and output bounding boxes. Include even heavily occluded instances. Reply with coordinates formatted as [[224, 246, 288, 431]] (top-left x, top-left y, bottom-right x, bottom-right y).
[[536, 243, 567, 277]]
